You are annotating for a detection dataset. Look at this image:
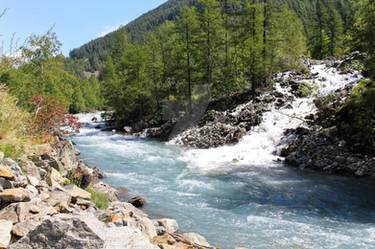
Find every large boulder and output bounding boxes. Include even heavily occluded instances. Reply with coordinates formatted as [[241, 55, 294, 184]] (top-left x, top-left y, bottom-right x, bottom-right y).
[[0, 220, 12, 248], [9, 215, 104, 249]]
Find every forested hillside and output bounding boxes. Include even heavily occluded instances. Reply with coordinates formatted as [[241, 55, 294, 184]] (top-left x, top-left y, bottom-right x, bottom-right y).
[[70, 0, 353, 71]]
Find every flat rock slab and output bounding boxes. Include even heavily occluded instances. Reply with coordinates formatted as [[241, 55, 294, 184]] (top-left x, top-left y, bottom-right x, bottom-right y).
[[0, 188, 31, 203]]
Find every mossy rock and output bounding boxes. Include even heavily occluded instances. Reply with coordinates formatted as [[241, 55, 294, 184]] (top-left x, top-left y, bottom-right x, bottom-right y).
[[336, 79, 375, 154]]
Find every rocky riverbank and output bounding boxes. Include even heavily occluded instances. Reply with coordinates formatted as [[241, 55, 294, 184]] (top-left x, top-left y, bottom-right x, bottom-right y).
[[0, 136, 217, 249], [279, 52, 375, 179]]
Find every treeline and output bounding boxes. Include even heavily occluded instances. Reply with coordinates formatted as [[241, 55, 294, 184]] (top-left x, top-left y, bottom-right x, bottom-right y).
[[102, 0, 306, 126], [70, 0, 353, 71], [0, 30, 104, 113]]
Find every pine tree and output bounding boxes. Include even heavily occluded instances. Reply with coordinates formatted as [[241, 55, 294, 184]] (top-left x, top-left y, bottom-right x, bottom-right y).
[[328, 8, 344, 56], [312, 0, 330, 59]]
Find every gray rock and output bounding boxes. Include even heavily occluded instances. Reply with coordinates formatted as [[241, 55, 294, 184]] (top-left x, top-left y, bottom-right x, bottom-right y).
[[27, 175, 40, 187], [0, 177, 15, 190], [3, 159, 28, 185], [90, 182, 119, 202], [59, 140, 78, 176], [0, 152, 4, 162], [0, 203, 19, 223], [0, 219, 12, 248], [154, 218, 179, 234], [81, 212, 159, 249], [65, 185, 91, 201], [18, 156, 41, 180], [42, 190, 71, 212], [11, 216, 43, 237], [182, 233, 210, 247], [9, 215, 104, 249]]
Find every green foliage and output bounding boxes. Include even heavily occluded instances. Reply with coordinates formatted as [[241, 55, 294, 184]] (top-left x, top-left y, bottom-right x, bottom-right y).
[[355, 0, 375, 78], [70, 0, 353, 70], [66, 170, 83, 187], [0, 31, 104, 114], [336, 79, 375, 154], [85, 187, 109, 210], [0, 85, 30, 140]]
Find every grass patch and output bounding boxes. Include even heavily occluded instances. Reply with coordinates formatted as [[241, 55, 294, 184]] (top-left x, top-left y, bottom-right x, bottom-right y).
[[85, 187, 109, 210], [0, 143, 24, 160]]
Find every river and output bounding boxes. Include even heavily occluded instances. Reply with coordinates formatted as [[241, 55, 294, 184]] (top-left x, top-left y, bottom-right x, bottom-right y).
[[72, 64, 375, 249]]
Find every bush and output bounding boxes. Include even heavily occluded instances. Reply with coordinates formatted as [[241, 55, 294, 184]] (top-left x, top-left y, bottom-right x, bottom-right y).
[[29, 94, 82, 136], [336, 79, 375, 154], [85, 187, 109, 210]]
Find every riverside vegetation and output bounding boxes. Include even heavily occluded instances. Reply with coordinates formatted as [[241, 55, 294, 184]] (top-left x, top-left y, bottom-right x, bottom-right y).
[[0, 0, 375, 248]]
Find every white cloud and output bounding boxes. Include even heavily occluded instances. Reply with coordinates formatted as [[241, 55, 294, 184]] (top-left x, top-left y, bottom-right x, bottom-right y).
[[99, 22, 128, 37]]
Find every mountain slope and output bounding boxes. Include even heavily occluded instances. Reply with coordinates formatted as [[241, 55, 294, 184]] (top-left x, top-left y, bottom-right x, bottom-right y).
[[69, 0, 352, 71]]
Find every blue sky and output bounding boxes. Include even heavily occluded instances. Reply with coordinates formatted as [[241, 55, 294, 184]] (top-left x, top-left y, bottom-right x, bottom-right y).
[[0, 0, 168, 56]]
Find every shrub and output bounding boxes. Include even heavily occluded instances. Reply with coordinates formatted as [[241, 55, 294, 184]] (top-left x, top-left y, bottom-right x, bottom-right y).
[[29, 94, 82, 136], [85, 187, 109, 210]]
